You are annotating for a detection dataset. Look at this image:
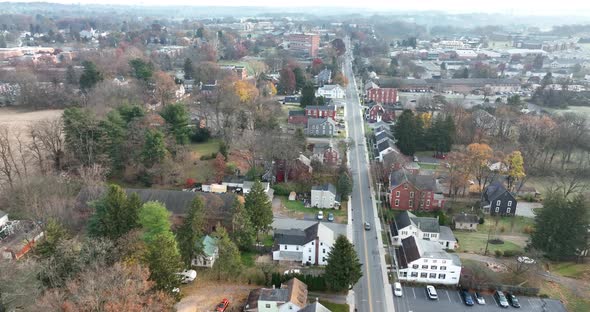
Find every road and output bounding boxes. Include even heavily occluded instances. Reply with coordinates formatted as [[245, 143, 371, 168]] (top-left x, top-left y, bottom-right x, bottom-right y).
[[343, 38, 393, 312]]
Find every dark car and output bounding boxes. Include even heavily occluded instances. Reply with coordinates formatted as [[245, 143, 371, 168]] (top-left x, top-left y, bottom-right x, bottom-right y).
[[506, 292, 521, 308], [460, 289, 474, 306]]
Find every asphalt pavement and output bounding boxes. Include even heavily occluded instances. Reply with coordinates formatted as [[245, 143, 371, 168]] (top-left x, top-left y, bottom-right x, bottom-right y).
[[393, 286, 567, 312], [343, 38, 393, 312]]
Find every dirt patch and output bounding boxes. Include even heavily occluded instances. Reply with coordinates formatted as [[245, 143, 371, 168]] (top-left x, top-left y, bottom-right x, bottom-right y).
[[0, 107, 63, 133], [176, 282, 258, 312]]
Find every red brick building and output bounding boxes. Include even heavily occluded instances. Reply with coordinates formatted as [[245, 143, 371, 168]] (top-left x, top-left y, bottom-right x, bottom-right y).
[[288, 110, 308, 125], [305, 105, 336, 120], [367, 88, 398, 105], [323, 146, 339, 166], [367, 104, 396, 123], [286, 33, 320, 58], [389, 169, 444, 211]]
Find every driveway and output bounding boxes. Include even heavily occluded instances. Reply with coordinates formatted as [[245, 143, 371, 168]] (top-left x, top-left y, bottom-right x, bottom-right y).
[[515, 202, 542, 218]]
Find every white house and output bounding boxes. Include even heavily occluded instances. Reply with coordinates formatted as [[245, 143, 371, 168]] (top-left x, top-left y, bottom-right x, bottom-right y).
[[391, 211, 457, 250], [192, 235, 218, 268], [243, 181, 271, 195], [316, 84, 345, 99], [396, 236, 462, 285], [273, 223, 334, 265], [375, 139, 399, 162], [310, 184, 338, 208], [245, 278, 308, 312]]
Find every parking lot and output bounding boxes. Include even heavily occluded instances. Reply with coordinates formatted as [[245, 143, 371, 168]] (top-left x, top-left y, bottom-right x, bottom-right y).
[[392, 286, 567, 312]]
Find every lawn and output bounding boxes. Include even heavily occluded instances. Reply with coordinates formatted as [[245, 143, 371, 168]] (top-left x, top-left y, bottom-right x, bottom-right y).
[[319, 300, 349, 312], [550, 262, 590, 279], [455, 231, 524, 254], [241, 251, 256, 268], [480, 216, 534, 235], [279, 196, 347, 222], [190, 139, 221, 158], [540, 280, 590, 312], [418, 163, 438, 170]]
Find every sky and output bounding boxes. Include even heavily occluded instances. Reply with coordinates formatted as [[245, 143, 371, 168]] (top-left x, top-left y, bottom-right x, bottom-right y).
[[14, 0, 590, 15]]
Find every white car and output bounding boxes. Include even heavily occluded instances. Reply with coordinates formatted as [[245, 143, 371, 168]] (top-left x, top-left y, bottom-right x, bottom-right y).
[[317, 211, 324, 220], [284, 269, 301, 275], [176, 269, 197, 284], [426, 285, 438, 300], [393, 282, 403, 297]]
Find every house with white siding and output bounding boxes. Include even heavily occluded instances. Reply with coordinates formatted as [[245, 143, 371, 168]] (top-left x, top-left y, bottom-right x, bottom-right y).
[[272, 223, 334, 266], [391, 211, 457, 250]]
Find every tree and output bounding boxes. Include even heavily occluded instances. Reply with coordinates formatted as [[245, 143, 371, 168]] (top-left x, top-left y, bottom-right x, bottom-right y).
[[138, 201, 173, 243], [279, 67, 296, 94], [0, 260, 43, 311], [394, 110, 420, 156], [466, 143, 493, 191], [293, 67, 307, 92], [244, 180, 273, 239], [36, 219, 70, 259], [153, 71, 176, 106], [324, 235, 362, 291], [504, 151, 525, 192], [176, 196, 205, 266], [65, 65, 77, 86], [144, 234, 183, 292], [62, 107, 102, 166], [79, 60, 103, 91], [211, 226, 242, 280], [300, 82, 316, 107], [213, 153, 226, 182], [230, 199, 256, 251], [331, 38, 346, 56], [183, 58, 194, 80], [141, 129, 167, 168], [99, 110, 127, 173], [160, 103, 190, 144], [234, 80, 259, 103], [337, 170, 353, 199], [88, 184, 140, 240], [129, 58, 154, 82], [530, 192, 589, 261]]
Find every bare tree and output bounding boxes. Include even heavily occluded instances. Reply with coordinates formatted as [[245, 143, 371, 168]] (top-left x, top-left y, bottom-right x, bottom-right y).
[[0, 126, 29, 189], [28, 118, 65, 173]]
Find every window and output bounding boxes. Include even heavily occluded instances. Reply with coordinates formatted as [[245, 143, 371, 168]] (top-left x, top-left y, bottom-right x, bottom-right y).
[[412, 264, 419, 269], [320, 242, 323, 246], [495, 207, 500, 213], [438, 274, 446, 279], [410, 192, 415, 198], [420, 273, 428, 278], [322, 257, 325, 262], [424, 259, 428, 263], [296, 246, 299, 250], [266, 304, 271, 308], [429, 273, 436, 278], [507, 207, 511, 214], [402, 231, 407, 235], [426, 200, 431, 206], [395, 199, 400, 207], [431, 266, 437, 270], [411, 272, 418, 277], [422, 265, 428, 269], [323, 249, 326, 253], [440, 266, 446, 270], [409, 200, 413, 207], [311, 242, 314, 245], [400, 272, 407, 277], [284, 245, 287, 250], [441, 260, 446, 264], [404, 184, 408, 189], [432, 260, 437, 263], [496, 200, 501, 206], [396, 191, 400, 197], [469, 224, 473, 228], [508, 201, 513, 207]]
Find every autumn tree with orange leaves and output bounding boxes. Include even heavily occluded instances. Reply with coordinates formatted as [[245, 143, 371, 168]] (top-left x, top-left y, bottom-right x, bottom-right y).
[[466, 143, 493, 191]]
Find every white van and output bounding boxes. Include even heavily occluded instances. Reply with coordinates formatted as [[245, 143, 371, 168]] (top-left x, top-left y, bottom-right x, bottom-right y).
[[393, 282, 403, 297], [176, 269, 197, 284]]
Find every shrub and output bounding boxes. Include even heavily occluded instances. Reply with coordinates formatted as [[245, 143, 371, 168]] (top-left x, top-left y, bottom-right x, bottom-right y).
[[190, 127, 211, 143], [495, 250, 503, 257], [185, 178, 196, 188], [499, 225, 506, 233], [479, 217, 485, 225], [503, 250, 519, 257], [522, 225, 534, 234], [272, 183, 294, 196]]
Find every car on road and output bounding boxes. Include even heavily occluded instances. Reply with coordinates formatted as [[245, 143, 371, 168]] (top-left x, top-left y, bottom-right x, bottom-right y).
[[426, 285, 438, 300], [215, 298, 230, 312], [175, 269, 197, 284], [393, 282, 403, 297], [506, 292, 521, 308], [317, 211, 324, 220], [460, 289, 474, 306], [327, 213, 334, 222], [364, 222, 371, 231], [474, 292, 486, 305], [494, 290, 510, 308]]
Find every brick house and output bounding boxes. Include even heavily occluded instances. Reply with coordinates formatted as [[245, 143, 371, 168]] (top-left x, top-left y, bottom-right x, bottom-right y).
[[304, 105, 336, 120], [288, 110, 308, 125], [367, 88, 398, 105], [367, 103, 396, 123], [389, 169, 444, 211]]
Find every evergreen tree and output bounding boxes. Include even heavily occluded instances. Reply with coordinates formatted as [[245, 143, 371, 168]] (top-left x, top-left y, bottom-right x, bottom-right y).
[[244, 180, 273, 239], [36, 219, 70, 258], [144, 233, 183, 292], [230, 199, 256, 251], [300, 82, 316, 107], [531, 192, 589, 260], [88, 184, 140, 240], [176, 196, 205, 266], [129, 58, 154, 82], [116, 104, 145, 124], [212, 226, 242, 281], [183, 58, 194, 80], [337, 171, 353, 199], [99, 110, 126, 172], [394, 110, 418, 156], [141, 129, 167, 168], [79, 60, 103, 91], [293, 67, 306, 91], [325, 236, 362, 291], [160, 103, 191, 145], [139, 201, 173, 243]]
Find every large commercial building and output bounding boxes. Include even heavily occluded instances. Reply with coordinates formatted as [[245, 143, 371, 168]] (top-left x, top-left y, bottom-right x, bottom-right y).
[[285, 33, 320, 58]]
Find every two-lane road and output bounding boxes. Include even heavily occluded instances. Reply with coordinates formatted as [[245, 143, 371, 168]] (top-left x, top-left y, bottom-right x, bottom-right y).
[[343, 39, 392, 312]]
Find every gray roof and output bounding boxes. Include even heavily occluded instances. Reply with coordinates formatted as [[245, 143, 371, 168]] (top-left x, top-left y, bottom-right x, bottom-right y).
[[125, 188, 235, 217], [274, 222, 323, 246], [319, 84, 342, 90], [439, 226, 456, 242], [307, 117, 336, 128], [375, 131, 393, 143], [483, 181, 509, 202], [259, 288, 289, 302], [289, 110, 306, 116], [305, 105, 336, 111], [300, 302, 332, 312], [377, 140, 395, 153], [393, 211, 440, 233], [453, 213, 479, 224], [389, 169, 439, 192], [312, 183, 336, 194], [399, 236, 461, 268]]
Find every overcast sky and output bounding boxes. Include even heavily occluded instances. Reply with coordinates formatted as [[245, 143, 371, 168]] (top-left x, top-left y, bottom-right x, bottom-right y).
[[15, 0, 590, 15]]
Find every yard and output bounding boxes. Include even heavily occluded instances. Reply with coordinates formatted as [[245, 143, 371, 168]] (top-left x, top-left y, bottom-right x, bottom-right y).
[[418, 163, 438, 170], [319, 300, 349, 312], [176, 282, 258, 312], [549, 262, 590, 280], [278, 196, 348, 223], [540, 280, 590, 312], [190, 139, 221, 158], [479, 215, 535, 235], [455, 231, 524, 255]]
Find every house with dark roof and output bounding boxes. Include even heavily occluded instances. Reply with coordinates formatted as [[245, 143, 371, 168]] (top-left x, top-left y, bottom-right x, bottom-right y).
[[452, 213, 479, 231], [273, 222, 335, 265], [389, 169, 445, 211], [375, 139, 399, 162], [396, 236, 461, 285], [315, 69, 332, 86], [391, 211, 457, 250], [480, 181, 517, 216], [244, 278, 309, 312], [366, 103, 396, 123], [304, 105, 336, 120], [306, 118, 336, 137], [288, 110, 308, 125], [311, 183, 338, 208]]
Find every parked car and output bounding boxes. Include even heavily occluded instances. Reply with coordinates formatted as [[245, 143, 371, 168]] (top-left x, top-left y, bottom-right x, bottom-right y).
[[474, 292, 486, 305], [283, 269, 301, 275], [328, 213, 335, 222], [364, 222, 371, 231], [215, 298, 230, 312], [460, 289, 474, 306], [494, 290, 510, 308], [506, 292, 521, 308], [393, 282, 403, 297], [317, 211, 324, 220], [176, 269, 197, 284], [426, 285, 438, 300]]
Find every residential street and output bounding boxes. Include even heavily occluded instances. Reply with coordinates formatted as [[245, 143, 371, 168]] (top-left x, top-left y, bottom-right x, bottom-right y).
[[343, 38, 394, 312]]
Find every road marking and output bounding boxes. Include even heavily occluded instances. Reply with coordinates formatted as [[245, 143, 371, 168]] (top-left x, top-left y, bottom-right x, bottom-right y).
[[446, 290, 451, 302], [412, 287, 416, 299], [456, 291, 462, 302]]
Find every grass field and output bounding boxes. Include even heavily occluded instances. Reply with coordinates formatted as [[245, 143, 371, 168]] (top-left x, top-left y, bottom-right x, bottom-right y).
[[550, 262, 590, 279], [418, 163, 438, 170], [319, 300, 349, 312], [480, 215, 535, 235], [455, 232, 524, 254], [241, 251, 256, 268], [190, 139, 221, 157], [280, 196, 347, 217]]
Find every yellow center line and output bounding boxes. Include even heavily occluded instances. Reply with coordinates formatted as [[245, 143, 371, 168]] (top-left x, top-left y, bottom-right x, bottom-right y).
[[347, 63, 374, 312]]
